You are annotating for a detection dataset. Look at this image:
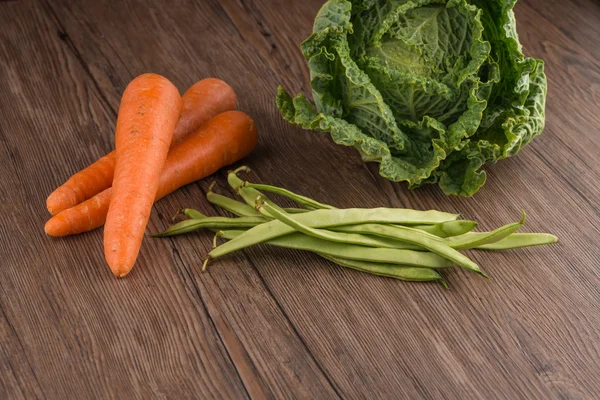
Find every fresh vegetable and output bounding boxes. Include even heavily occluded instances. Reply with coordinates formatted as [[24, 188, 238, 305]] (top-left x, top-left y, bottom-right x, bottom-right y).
[[215, 229, 448, 285], [476, 233, 559, 250], [45, 189, 112, 237], [104, 73, 183, 278], [444, 213, 526, 250], [207, 182, 263, 217], [224, 230, 454, 269], [255, 200, 483, 275], [154, 167, 557, 285], [277, 0, 547, 196], [317, 255, 447, 285], [46, 78, 236, 215], [207, 206, 459, 262], [44, 111, 258, 237], [172, 78, 237, 142]]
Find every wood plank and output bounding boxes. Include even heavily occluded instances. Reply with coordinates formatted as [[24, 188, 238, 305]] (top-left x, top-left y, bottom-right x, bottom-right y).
[[0, 306, 45, 400], [511, 1, 600, 215], [521, 0, 600, 62], [39, 0, 341, 398], [0, 2, 249, 398]]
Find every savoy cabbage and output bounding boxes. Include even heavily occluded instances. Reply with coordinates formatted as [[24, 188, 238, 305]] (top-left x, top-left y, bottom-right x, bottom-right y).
[[277, 0, 547, 196]]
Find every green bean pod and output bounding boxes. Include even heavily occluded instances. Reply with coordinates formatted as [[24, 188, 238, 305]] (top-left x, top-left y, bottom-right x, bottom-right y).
[[227, 168, 286, 218], [284, 208, 310, 214], [444, 212, 526, 250], [257, 202, 424, 250], [205, 186, 307, 218], [476, 233, 558, 250], [209, 206, 460, 260], [213, 230, 445, 284], [217, 230, 245, 240], [319, 254, 447, 286], [207, 185, 262, 218], [173, 211, 555, 252], [183, 209, 206, 219], [258, 203, 483, 275], [243, 182, 335, 210], [412, 220, 478, 238], [212, 230, 453, 268], [153, 216, 266, 237]]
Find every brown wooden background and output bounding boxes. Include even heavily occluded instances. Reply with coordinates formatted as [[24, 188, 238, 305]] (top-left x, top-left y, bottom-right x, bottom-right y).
[[1, 0, 599, 398]]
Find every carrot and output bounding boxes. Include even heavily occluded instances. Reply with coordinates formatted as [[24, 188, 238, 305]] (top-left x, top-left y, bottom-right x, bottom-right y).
[[104, 73, 182, 278], [172, 78, 236, 143], [45, 111, 258, 238], [45, 190, 112, 237], [46, 78, 236, 215]]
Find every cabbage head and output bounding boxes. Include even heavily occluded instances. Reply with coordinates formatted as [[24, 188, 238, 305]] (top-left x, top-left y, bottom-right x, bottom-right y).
[[277, 0, 547, 196]]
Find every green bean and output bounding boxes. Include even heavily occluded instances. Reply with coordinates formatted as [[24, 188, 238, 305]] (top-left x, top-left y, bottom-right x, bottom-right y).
[[230, 169, 456, 225], [258, 203, 483, 275], [444, 211, 526, 250], [228, 167, 264, 204], [241, 175, 462, 231], [476, 233, 558, 250], [217, 230, 245, 240], [210, 230, 454, 268], [181, 206, 305, 223], [228, 167, 330, 211], [243, 182, 335, 210], [283, 207, 310, 214], [256, 202, 426, 250], [182, 209, 260, 226], [331, 223, 442, 242], [205, 183, 307, 218], [227, 168, 286, 218], [319, 254, 447, 286], [207, 183, 262, 218], [412, 220, 478, 238], [232, 168, 459, 231], [330, 228, 424, 250], [209, 206, 460, 260], [212, 230, 445, 284], [152, 216, 266, 237], [169, 210, 553, 253], [183, 209, 206, 219]]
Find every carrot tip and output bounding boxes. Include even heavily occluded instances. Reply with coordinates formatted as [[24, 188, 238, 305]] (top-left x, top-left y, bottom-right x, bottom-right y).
[[110, 266, 131, 278], [46, 201, 61, 216], [114, 269, 130, 278], [44, 220, 59, 237]]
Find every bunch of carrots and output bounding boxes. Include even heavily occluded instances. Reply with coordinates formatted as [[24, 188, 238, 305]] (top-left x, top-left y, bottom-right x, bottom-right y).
[[45, 74, 258, 278]]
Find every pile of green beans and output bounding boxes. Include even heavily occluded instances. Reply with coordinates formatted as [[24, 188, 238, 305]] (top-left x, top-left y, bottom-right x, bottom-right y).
[[153, 167, 558, 286]]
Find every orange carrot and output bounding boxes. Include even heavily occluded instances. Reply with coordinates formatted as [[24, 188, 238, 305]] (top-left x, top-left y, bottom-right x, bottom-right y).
[[104, 73, 182, 278], [46, 78, 236, 215], [45, 111, 258, 238], [172, 78, 236, 143], [45, 190, 112, 237]]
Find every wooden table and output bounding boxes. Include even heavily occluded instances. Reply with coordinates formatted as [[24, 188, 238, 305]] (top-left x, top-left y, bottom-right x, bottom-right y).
[[1, 0, 599, 398]]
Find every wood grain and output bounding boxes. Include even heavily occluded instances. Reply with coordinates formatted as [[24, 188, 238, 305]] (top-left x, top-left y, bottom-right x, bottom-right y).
[[1, 0, 599, 398]]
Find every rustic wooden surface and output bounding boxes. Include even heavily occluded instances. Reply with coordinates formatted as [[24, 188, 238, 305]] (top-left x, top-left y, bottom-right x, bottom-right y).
[[1, 0, 599, 398]]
